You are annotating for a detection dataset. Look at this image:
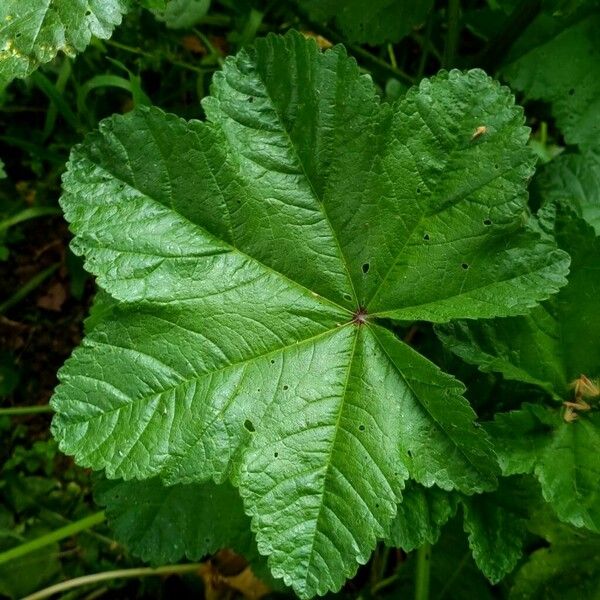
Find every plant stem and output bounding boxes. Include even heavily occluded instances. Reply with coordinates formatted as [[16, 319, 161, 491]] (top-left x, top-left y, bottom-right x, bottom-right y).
[[0, 512, 105, 566], [387, 44, 398, 69], [416, 16, 434, 80], [414, 543, 431, 600], [443, 0, 461, 68], [291, 2, 414, 84], [0, 263, 60, 314], [477, 0, 542, 72], [105, 40, 206, 74], [22, 564, 203, 600], [349, 43, 414, 84], [0, 405, 53, 416]]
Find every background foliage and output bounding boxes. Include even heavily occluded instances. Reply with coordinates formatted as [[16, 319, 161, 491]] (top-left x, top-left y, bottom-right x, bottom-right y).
[[0, 1, 599, 599]]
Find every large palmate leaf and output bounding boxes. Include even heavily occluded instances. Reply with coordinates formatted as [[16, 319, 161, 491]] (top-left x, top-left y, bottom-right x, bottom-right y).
[[0, 0, 132, 85], [438, 207, 600, 531], [299, 0, 434, 44], [51, 32, 569, 597], [503, 10, 600, 149]]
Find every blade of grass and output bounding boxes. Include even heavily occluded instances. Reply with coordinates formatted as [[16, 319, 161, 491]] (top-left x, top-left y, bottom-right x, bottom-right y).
[[77, 74, 148, 116], [30, 71, 79, 132], [0, 263, 60, 314], [0, 405, 53, 416], [106, 58, 152, 106], [0, 512, 106, 566], [0, 206, 62, 234], [43, 59, 73, 139], [22, 564, 203, 600]]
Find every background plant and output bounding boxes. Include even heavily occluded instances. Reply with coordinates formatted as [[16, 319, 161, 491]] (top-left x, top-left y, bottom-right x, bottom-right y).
[[0, 1, 599, 599]]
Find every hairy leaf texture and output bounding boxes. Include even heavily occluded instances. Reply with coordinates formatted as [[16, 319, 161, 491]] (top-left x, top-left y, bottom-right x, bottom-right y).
[[51, 31, 569, 597]]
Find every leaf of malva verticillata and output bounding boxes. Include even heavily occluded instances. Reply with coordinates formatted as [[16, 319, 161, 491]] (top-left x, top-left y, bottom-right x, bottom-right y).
[[439, 206, 600, 532], [532, 146, 600, 235], [0, 0, 132, 85], [510, 510, 600, 600], [51, 31, 569, 597], [95, 477, 255, 564], [299, 0, 434, 44], [503, 10, 600, 149], [386, 481, 457, 552], [461, 477, 535, 583]]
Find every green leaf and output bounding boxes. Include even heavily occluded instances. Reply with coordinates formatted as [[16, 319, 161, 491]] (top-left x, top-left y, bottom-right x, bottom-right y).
[[0, 0, 132, 85], [503, 12, 600, 149], [438, 207, 600, 532], [0, 159, 5, 179], [510, 514, 600, 600], [437, 207, 600, 399], [532, 146, 600, 235], [418, 518, 495, 600], [461, 477, 534, 583], [51, 32, 570, 597], [138, 0, 167, 9], [299, 0, 434, 44], [95, 478, 255, 564], [153, 0, 211, 29], [490, 406, 600, 533], [386, 481, 457, 552]]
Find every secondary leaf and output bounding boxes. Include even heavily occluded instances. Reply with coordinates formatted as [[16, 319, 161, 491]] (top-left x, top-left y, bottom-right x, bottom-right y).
[[0, 0, 131, 85], [0, 159, 5, 179], [488, 405, 600, 533], [532, 146, 600, 235], [299, 0, 434, 44], [95, 478, 255, 564], [439, 207, 600, 532], [153, 0, 211, 29], [51, 32, 570, 597], [510, 512, 600, 599], [461, 477, 534, 583], [386, 481, 457, 552], [503, 11, 600, 149], [437, 206, 600, 399]]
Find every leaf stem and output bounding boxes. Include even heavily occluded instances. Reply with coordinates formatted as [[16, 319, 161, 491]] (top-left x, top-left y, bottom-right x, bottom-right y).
[[22, 564, 203, 600], [0, 512, 106, 566], [443, 0, 461, 68], [387, 44, 398, 69], [477, 0, 542, 72], [291, 3, 414, 84], [414, 543, 431, 600], [105, 40, 206, 74], [416, 16, 435, 80], [0, 405, 53, 416]]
